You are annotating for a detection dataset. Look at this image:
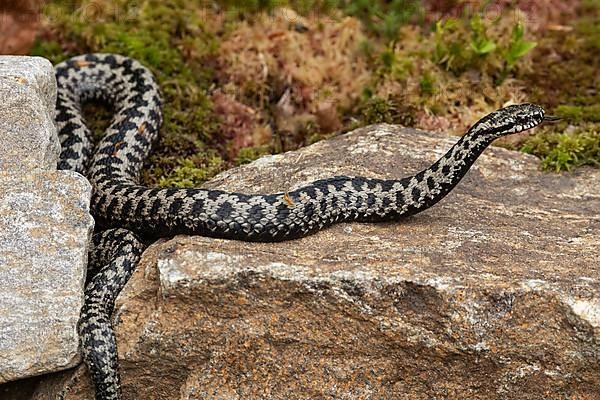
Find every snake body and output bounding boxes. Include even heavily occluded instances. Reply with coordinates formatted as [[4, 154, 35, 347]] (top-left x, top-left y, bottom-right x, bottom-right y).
[[54, 53, 547, 399]]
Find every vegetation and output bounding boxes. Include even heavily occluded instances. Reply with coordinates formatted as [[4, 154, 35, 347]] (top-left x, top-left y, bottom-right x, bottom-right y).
[[433, 15, 537, 79], [34, 0, 226, 186], [31, 0, 599, 185], [522, 126, 600, 171], [521, 0, 600, 172], [342, 0, 423, 40]]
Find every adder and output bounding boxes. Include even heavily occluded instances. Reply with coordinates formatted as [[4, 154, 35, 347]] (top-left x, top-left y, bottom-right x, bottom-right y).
[[54, 53, 555, 399]]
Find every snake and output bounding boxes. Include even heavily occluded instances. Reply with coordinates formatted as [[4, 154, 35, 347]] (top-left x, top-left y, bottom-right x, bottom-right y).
[[54, 53, 552, 400]]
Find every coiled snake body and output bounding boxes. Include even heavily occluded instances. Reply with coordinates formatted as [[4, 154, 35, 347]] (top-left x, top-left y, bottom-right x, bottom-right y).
[[55, 54, 548, 399]]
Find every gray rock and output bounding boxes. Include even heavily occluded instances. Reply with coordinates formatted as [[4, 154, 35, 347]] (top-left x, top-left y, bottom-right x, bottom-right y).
[[28, 125, 600, 399], [0, 170, 94, 384], [0, 56, 60, 171], [0, 55, 94, 386]]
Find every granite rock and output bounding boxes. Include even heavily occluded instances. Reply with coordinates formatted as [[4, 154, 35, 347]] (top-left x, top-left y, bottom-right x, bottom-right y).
[[0, 56, 59, 171], [0, 170, 94, 384], [28, 125, 600, 399], [0, 55, 94, 385]]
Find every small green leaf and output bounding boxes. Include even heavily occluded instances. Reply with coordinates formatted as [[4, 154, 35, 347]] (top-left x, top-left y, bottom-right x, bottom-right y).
[[512, 22, 525, 42], [380, 49, 396, 68], [510, 40, 537, 59], [471, 40, 497, 55]]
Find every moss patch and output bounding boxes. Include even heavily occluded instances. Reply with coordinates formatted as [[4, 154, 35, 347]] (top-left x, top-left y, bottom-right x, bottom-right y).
[[32, 0, 599, 180], [34, 0, 222, 187], [555, 105, 600, 123], [522, 125, 600, 171], [357, 13, 537, 136], [518, 0, 600, 171], [155, 155, 226, 188]]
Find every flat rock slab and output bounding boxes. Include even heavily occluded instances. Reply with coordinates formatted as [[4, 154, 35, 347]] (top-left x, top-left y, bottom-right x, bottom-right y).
[[30, 125, 599, 399], [0, 56, 59, 171], [0, 171, 94, 384]]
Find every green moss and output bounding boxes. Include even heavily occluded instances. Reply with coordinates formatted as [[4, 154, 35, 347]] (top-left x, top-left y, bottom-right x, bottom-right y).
[[342, 0, 423, 40], [380, 48, 396, 70], [357, 97, 398, 124], [34, 0, 221, 185], [235, 146, 271, 166], [433, 16, 536, 79], [218, 0, 340, 15], [217, 0, 279, 13], [555, 105, 600, 123], [156, 155, 226, 188], [517, 1, 599, 171], [30, 40, 64, 61], [433, 18, 477, 75], [355, 97, 416, 126], [419, 72, 435, 96], [521, 127, 600, 172], [32, 0, 599, 181], [579, 1, 600, 51], [289, 0, 339, 15], [524, 1, 599, 109]]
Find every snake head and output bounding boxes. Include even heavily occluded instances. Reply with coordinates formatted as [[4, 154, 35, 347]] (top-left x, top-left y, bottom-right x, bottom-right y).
[[471, 103, 547, 138]]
